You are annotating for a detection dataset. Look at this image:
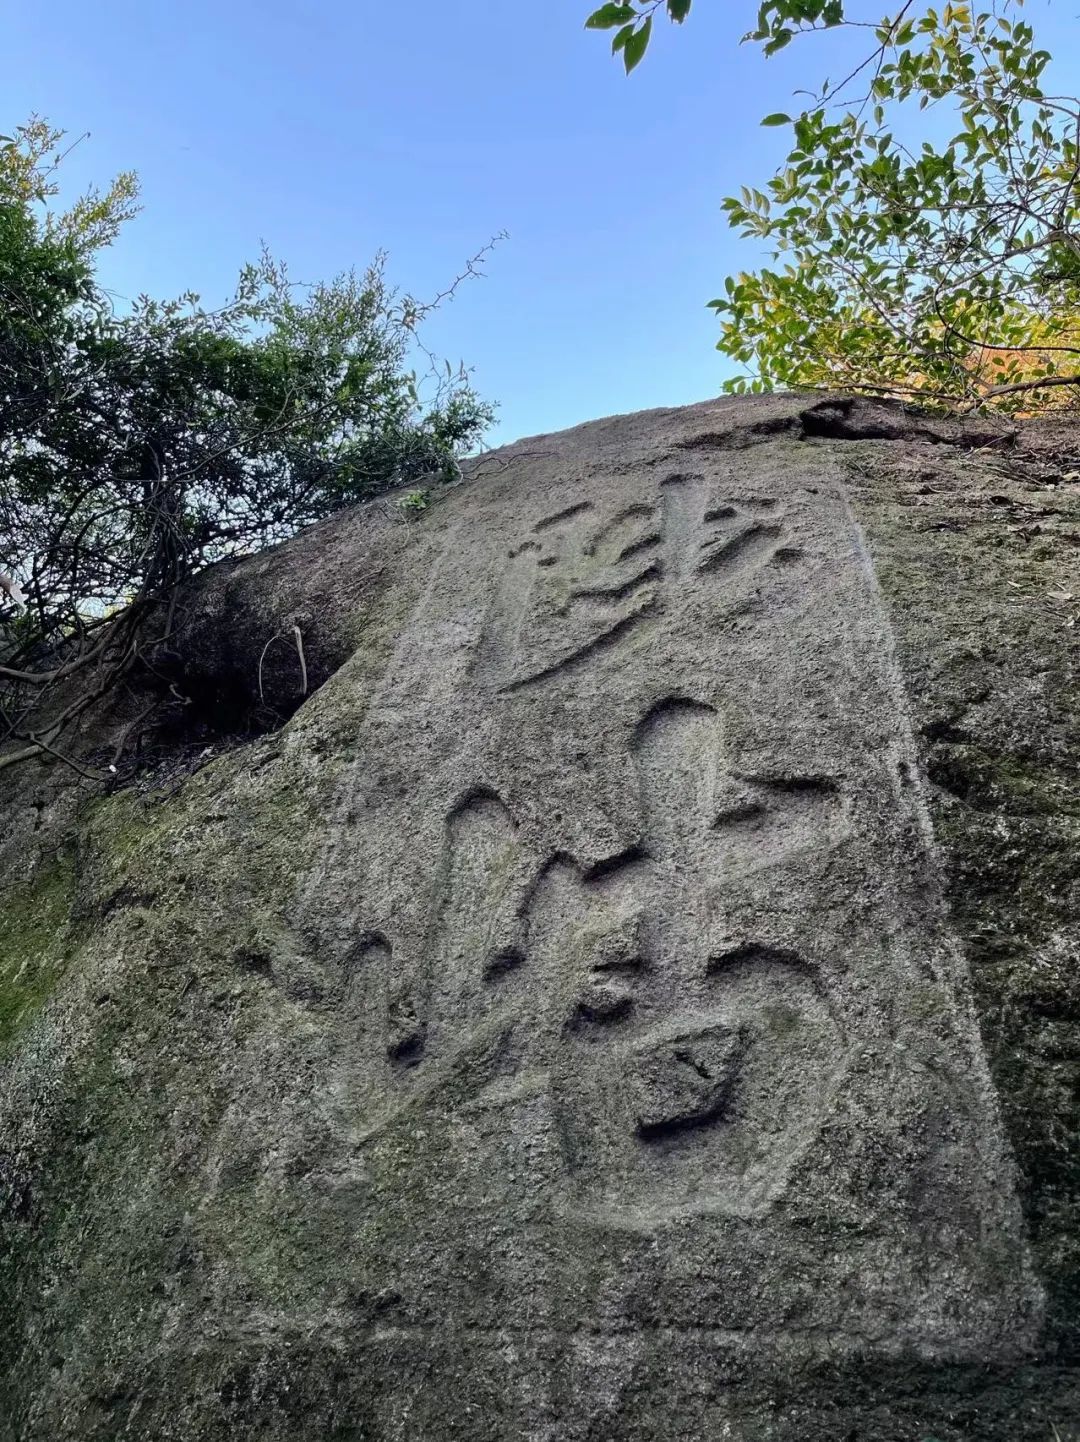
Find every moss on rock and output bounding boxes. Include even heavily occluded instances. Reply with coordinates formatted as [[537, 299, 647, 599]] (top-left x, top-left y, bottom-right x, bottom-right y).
[[0, 854, 77, 1057], [3, 395, 1080, 1439], [848, 433, 1080, 1357]]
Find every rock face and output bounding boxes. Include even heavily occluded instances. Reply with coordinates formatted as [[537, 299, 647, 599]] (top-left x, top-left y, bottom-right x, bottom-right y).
[[2, 394, 1079, 1439]]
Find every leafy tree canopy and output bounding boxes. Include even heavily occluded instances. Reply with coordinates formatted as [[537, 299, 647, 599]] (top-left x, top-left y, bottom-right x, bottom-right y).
[[586, 2, 1080, 414], [0, 121, 495, 771]]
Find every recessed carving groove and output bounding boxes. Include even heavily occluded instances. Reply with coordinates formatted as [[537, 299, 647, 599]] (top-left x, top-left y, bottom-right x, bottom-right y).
[[583, 504, 655, 554], [568, 560, 662, 606], [697, 522, 784, 577], [535, 500, 593, 531], [499, 596, 660, 693], [582, 845, 650, 885]]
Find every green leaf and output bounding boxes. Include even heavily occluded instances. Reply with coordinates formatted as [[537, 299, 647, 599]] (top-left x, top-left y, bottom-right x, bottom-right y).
[[623, 14, 652, 72], [612, 22, 635, 53], [761, 113, 792, 127], [585, 3, 637, 30], [667, 0, 692, 20]]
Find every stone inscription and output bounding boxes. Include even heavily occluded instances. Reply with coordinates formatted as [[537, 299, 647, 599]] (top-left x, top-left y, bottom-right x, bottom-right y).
[[302, 459, 1040, 1357], [474, 482, 804, 692], [347, 696, 850, 1224]]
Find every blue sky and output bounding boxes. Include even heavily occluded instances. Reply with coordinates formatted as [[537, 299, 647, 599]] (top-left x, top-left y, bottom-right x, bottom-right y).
[[2, 1, 1072, 446]]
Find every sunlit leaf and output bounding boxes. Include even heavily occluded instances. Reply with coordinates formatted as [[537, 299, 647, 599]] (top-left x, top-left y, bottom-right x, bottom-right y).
[[585, 3, 637, 30], [623, 15, 652, 72]]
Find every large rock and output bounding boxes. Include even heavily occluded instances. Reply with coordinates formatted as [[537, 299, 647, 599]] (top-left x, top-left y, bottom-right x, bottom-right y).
[[2, 394, 1078, 1438]]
